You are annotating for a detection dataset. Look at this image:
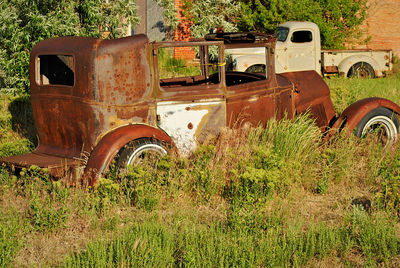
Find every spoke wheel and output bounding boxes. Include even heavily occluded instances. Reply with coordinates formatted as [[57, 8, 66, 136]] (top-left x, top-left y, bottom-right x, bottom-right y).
[[348, 62, 375, 78]]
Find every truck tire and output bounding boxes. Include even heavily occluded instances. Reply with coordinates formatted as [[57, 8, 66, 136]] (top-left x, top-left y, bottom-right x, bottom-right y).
[[355, 107, 399, 147], [245, 64, 266, 73], [347, 62, 375, 78], [117, 138, 168, 170]]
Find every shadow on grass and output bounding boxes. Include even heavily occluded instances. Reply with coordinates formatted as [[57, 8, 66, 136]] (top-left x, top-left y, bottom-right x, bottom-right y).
[[8, 95, 37, 147]]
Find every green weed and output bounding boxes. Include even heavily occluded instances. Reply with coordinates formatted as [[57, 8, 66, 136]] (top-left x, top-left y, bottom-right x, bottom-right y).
[[62, 210, 400, 267], [0, 209, 25, 267]]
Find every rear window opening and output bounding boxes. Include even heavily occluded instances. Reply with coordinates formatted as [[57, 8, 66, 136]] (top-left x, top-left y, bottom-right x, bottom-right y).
[[36, 55, 74, 86]]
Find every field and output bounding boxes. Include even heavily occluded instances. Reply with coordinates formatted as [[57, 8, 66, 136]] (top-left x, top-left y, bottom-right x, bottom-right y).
[[0, 76, 400, 267]]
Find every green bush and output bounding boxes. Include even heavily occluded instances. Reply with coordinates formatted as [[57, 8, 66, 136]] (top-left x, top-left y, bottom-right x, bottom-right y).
[[239, 0, 368, 49]]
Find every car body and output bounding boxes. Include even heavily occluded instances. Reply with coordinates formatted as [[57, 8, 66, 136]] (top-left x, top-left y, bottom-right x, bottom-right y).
[[1, 32, 399, 185]]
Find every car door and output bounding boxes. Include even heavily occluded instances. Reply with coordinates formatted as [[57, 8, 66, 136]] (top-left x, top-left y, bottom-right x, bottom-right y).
[[225, 47, 276, 127], [154, 42, 226, 155]]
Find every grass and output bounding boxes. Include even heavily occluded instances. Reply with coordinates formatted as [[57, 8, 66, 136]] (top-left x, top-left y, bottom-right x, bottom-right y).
[[0, 75, 400, 266]]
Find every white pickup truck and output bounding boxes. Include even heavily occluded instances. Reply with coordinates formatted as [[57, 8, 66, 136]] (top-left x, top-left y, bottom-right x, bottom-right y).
[[227, 21, 393, 78]]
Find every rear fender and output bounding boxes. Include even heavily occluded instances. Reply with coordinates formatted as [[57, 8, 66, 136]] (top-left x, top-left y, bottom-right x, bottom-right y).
[[338, 55, 380, 77], [83, 124, 172, 186], [329, 97, 400, 137]]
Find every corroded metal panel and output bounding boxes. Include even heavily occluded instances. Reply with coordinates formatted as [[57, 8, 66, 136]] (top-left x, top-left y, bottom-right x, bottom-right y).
[[226, 80, 275, 127], [280, 71, 336, 130], [157, 99, 225, 155], [1, 35, 153, 173]]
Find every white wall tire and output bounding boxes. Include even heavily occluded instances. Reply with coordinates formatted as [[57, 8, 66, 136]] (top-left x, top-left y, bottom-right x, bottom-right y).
[[355, 107, 399, 147], [117, 138, 168, 170]]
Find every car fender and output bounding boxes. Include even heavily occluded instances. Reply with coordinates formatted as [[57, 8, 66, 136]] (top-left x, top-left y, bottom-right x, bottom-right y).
[[329, 97, 400, 137], [83, 124, 172, 186], [338, 55, 380, 77]]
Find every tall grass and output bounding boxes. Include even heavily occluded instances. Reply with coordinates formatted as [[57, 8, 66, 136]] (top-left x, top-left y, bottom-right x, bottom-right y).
[[327, 74, 400, 113], [63, 209, 399, 267]]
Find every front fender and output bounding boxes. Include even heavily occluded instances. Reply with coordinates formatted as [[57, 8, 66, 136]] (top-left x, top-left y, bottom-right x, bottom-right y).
[[83, 124, 172, 186], [330, 97, 400, 137], [234, 55, 265, 72], [338, 55, 380, 77]]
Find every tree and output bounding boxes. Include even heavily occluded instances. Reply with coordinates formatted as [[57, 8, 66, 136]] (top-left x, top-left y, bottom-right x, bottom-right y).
[[182, 0, 241, 38], [239, 0, 368, 49], [0, 0, 138, 95]]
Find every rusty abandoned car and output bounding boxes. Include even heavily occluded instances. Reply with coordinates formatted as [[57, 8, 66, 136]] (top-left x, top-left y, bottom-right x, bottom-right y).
[[1, 32, 400, 185]]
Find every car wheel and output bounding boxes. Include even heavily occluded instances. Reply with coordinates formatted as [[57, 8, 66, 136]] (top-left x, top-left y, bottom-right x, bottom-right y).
[[355, 107, 399, 147], [347, 62, 375, 78], [117, 138, 168, 170]]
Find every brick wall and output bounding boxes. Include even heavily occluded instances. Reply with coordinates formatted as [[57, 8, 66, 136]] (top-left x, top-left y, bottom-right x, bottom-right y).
[[173, 0, 196, 60], [358, 0, 400, 56]]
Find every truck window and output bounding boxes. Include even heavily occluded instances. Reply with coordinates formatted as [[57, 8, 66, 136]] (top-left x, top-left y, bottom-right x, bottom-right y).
[[291, 30, 313, 43], [36, 55, 74, 86], [277, 27, 289, 42]]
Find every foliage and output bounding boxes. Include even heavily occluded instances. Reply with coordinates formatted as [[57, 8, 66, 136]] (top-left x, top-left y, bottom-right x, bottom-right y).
[[181, 0, 241, 38], [0, 209, 25, 267], [375, 147, 400, 216], [238, 0, 367, 49], [0, 0, 138, 95], [0, 95, 34, 157], [156, 0, 179, 29], [158, 0, 367, 49]]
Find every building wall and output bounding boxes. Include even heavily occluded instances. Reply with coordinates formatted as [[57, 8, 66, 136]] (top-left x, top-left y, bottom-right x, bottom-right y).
[[359, 0, 400, 56], [134, 0, 166, 41], [173, 0, 196, 60]]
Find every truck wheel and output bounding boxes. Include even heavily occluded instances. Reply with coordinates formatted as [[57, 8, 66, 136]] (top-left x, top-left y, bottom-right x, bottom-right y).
[[347, 62, 375, 78], [245, 64, 266, 73], [355, 107, 399, 147], [117, 138, 168, 170]]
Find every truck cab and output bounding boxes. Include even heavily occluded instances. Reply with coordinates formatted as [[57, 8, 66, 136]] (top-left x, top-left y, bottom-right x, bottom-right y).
[[275, 21, 321, 75]]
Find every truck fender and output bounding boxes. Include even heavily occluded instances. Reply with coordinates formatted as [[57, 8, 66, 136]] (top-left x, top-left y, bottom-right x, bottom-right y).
[[329, 97, 400, 137], [338, 55, 380, 77], [82, 124, 172, 186], [233, 55, 265, 72]]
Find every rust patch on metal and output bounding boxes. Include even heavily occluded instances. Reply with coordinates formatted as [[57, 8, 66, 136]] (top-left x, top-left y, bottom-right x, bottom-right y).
[[324, 65, 338, 73]]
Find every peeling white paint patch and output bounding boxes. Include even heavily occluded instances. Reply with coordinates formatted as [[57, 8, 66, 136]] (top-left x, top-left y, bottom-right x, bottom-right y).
[[157, 100, 221, 156]]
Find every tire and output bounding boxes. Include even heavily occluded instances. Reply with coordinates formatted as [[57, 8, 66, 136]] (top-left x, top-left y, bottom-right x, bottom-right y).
[[117, 138, 168, 170], [347, 62, 375, 78], [355, 107, 399, 147], [245, 64, 266, 73]]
